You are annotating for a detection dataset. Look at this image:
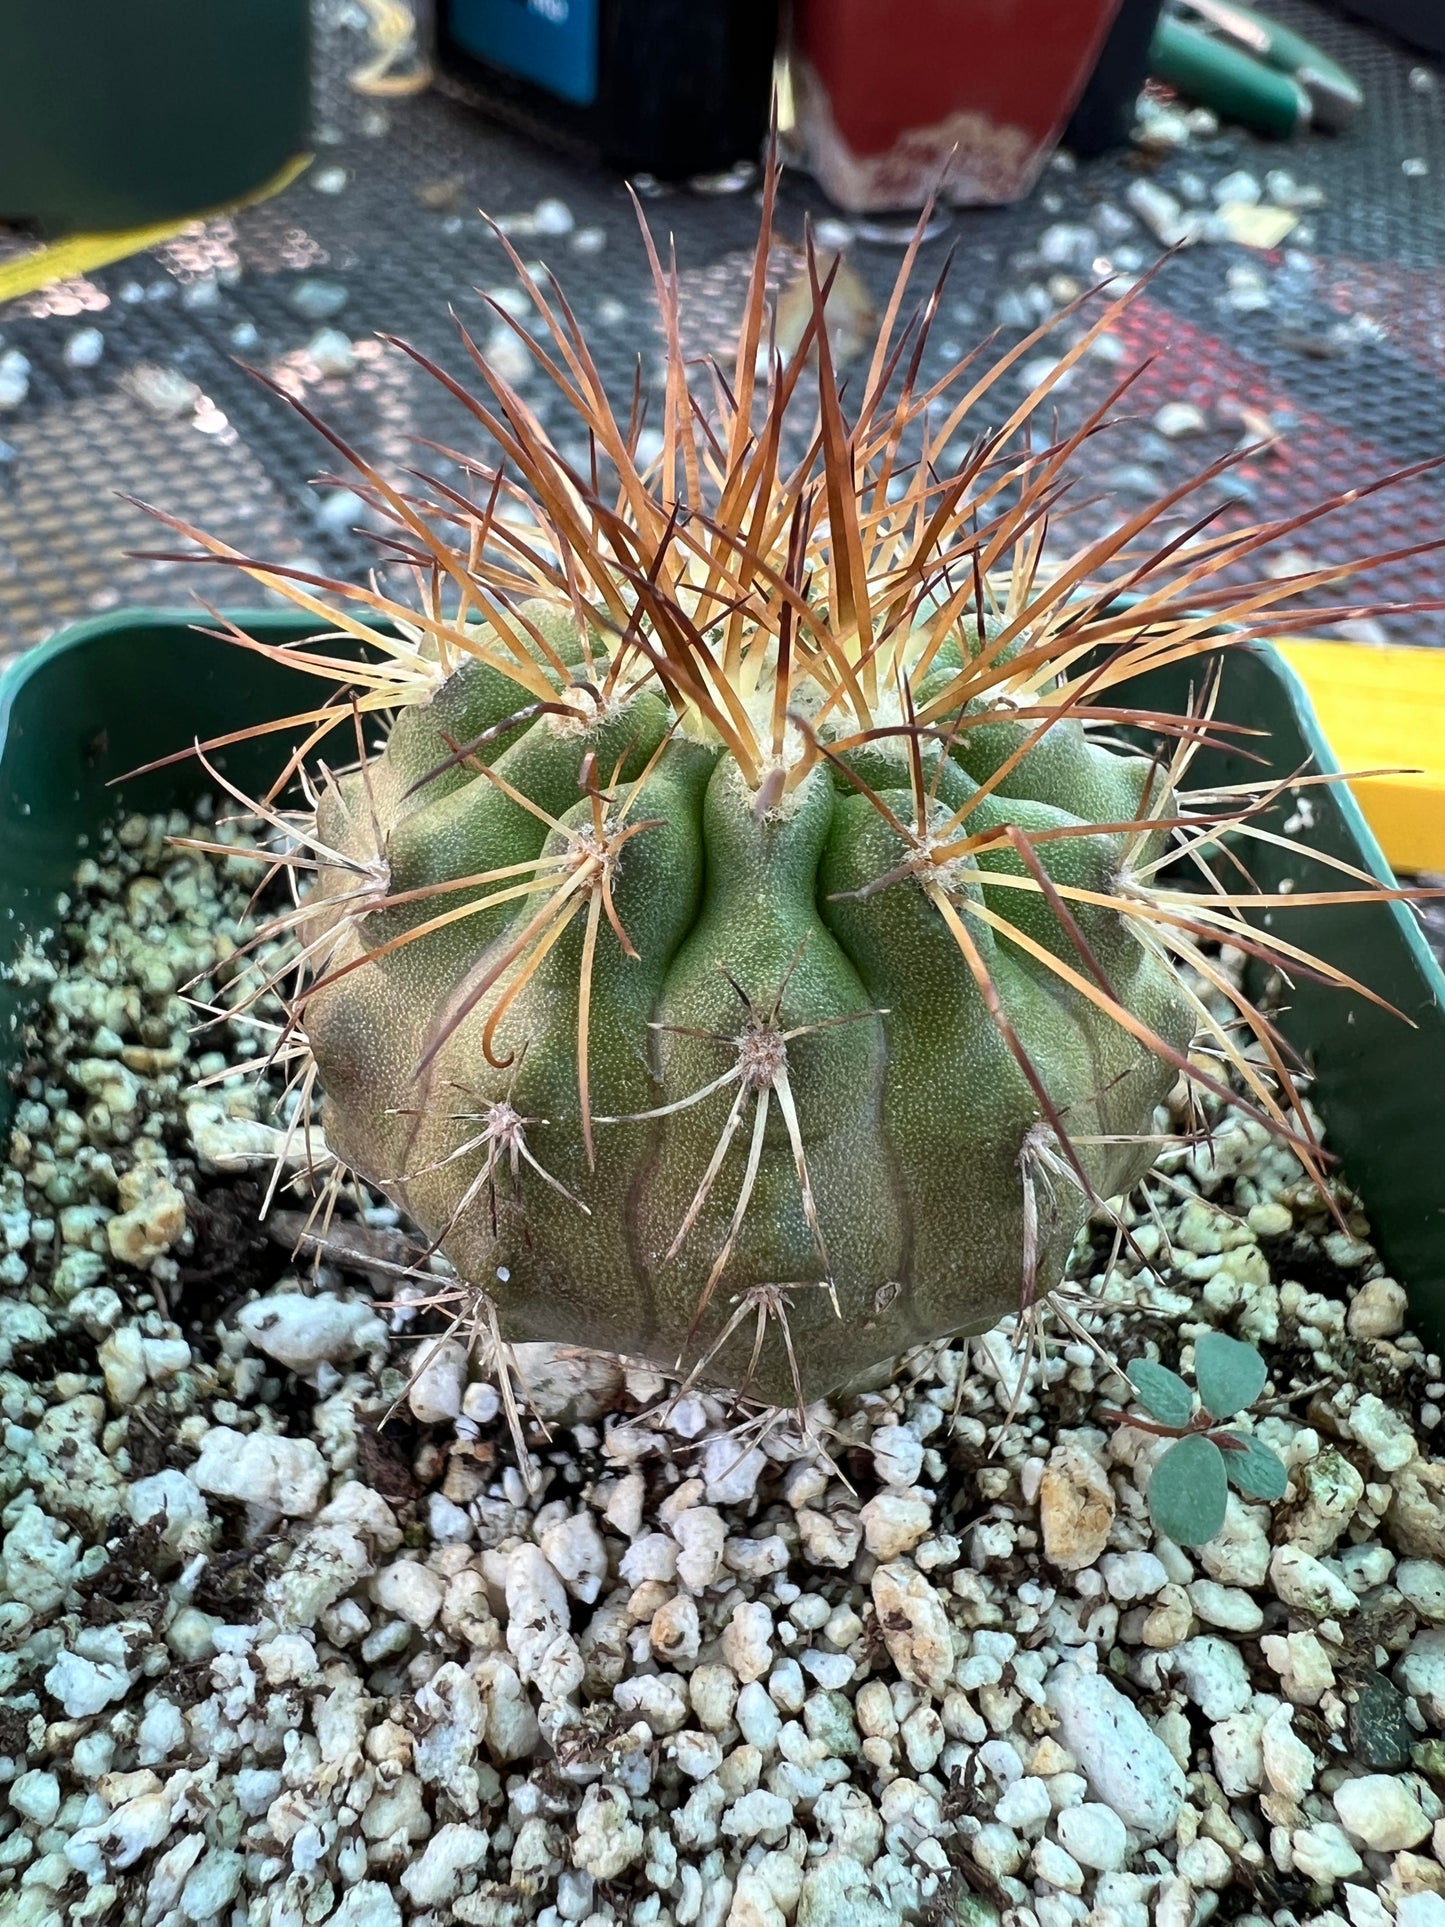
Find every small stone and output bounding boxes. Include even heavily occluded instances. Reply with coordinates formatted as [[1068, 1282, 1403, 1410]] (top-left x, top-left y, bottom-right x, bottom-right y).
[[1039, 1442, 1114, 1571], [1290, 1821, 1363, 1883], [1153, 402, 1208, 438], [1397, 1898, 1445, 1927], [288, 279, 350, 322], [651, 1592, 701, 1663], [860, 1488, 932, 1559], [45, 1647, 129, 1717], [1260, 1704, 1314, 1803], [305, 328, 357, 377], [399, 1825, 490, 1908], [1055, 1802, 1128, 1872], [995, 1775, 1052, 1831], [1261, 1630, 1335, 1705], [673, 1506, 727, 1590], [1045, 1663, 1186, 1842], [190, 1426, 327, 1516], [0, 349, 31, 410], [1351, 1672, 1413, 1770], [1270, 1544, 1359, 1616], [1333, 1773, 1431, 1851], [107, 1172, 186, 1266], [722, 1601, 774, 1684], [1173, 1636, 1251, 1720], [1100, 1550, 1168, 1603], [871, 1562, 954, 1697], [408, 1340, 468, 1423], [1283, 1449, 1364, 1557], [796, 1508, 862, 1568], [1389, 1461, 1445, 1559], [238, 1291, 384, 1372], [1348, 1277, 1408, 1339], [1212, 168, 1262, 206], [1177, 1837, 1232, 1888], [531, 197, 574, 235], [9, 1769, 61, 1824], [702, 1436, 766, 1505], [371, 1559, 444, 1630], [64, 328, 106, 369], [724, 1788, 794, 1841], [572, 1784, 644, 1879], [871, 1425, 925, 1488], [1397, 1561, 1445, 1621], [1197, 1496, 1271, 1587], [126, 364, 201, 417], [510, 1343, 623, 1422], [329, 1883, 401, 1927], [1349, 1393, 1417, 1472], [506, 1544, 584, 1702], [181, 1849, 244, 1921], [1033, 1837, 1085, 1892], [540, 1510, 609, 1604], [1186, 1578, 1263, 1633]]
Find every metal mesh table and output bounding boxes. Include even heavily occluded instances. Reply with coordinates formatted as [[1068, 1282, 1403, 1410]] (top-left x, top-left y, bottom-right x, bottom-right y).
[[0, 0, 1441, 659]]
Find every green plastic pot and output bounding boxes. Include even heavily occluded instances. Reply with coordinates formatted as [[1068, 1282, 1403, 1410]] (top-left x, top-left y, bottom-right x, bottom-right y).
[[0, 1, 309, 233], [2, 609, 1442, 1340]]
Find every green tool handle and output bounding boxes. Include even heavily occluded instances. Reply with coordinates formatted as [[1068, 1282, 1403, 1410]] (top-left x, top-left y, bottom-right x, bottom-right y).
[[1150, 15, 1310, 138]]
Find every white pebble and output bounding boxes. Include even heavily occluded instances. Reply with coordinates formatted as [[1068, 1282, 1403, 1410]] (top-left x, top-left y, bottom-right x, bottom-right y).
[[190, 1426, 327, 1516], [702, 1437, 766, 1505], [871, 1425, 925, 1487], [995, 1775, 1052, 1830], [1055, 1801, 1128, 1871], [238, 1291, 383, 1372], [45, 1647, 129, 1717], [402, 1333, 470, 1424], [9, 1769, 60, 1824], [305, 328, 357, 378], [1333, 1774, 1430, 1851], [64, 328, 106, 369], [371, 1559, 444, 1630], [1045, 1663, 1186, 1841], [1153, 402, 1208, 438]]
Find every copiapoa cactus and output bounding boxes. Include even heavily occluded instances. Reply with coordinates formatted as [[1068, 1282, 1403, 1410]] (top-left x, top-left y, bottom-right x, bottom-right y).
[[147, 168, 1427, 1414]]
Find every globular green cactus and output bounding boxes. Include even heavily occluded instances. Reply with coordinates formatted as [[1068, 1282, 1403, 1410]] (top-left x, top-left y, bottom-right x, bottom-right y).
[[162, 175, 1387, 1409]]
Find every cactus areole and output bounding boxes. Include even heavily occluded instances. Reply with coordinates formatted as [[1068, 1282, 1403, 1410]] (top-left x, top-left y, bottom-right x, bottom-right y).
[[161, 172, 1397, 1408]]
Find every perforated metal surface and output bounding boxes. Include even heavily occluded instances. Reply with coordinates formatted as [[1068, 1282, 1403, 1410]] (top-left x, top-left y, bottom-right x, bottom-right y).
[[0, 0, 1441, 658]]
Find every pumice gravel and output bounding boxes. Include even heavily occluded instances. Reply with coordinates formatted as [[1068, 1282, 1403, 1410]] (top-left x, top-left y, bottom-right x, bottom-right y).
[[4, 807, 1445, 1927]]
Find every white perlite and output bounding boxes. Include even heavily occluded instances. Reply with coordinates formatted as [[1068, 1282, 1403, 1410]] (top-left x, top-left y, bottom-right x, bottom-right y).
[[13, 807, 1445, 1927], [189, 1425, 328, 1516], [1045, 1663, 1188, 1842]]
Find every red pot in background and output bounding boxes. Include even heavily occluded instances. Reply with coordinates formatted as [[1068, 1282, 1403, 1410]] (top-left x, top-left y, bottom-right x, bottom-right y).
[[789, 0, 1125, 210]]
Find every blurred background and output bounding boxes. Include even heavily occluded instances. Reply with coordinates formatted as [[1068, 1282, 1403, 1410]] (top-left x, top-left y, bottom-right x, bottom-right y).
[[0, 0, 1440, 669]]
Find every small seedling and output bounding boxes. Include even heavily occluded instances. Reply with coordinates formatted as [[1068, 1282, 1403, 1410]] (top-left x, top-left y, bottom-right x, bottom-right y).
[[1109, 1332, 1288, 1547]]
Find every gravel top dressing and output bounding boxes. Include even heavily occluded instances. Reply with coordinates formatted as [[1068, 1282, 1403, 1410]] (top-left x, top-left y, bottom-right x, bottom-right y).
[[3, 808, 1445, 1927]]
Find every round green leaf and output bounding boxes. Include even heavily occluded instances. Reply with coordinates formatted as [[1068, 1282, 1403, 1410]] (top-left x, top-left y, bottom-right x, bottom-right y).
[[1147, 1434, 1229, 1546], [1126, 1358, 1193, 1430], [1193, 1331, 1267, 1422], [1217, 1429, 1288, 1502]]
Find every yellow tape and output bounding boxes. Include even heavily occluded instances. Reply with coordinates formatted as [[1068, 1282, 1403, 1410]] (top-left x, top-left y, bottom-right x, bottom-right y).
[[0, 152, 313, 306], [1276, 639, 1445, 875]]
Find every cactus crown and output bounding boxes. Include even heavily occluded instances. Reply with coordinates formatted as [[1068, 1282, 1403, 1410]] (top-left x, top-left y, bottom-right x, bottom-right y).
[[148, 166, 1426, 1417]]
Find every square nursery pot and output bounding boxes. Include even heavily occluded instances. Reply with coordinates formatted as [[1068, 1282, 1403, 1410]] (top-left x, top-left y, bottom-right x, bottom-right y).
[[2, 608, 1443, 1339]]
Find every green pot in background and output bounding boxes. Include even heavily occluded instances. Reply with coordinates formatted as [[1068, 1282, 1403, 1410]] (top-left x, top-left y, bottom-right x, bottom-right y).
[[0, 610, 1441, 1344], [0, 1, 310, 234]]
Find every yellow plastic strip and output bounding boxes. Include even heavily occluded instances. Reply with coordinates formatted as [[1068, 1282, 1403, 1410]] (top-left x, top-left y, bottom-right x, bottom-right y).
[[0, 153, 313, 307], [1276, 638, 1445, 874]]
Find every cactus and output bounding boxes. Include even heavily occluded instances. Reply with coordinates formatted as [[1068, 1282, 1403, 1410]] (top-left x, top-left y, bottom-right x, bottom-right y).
[[155, 173, 1418, 1411]]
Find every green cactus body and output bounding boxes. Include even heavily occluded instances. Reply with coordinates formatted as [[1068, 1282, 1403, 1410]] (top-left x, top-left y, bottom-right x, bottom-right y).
[[302, 604, 1194, 1405], [179, 180, 1370, 1410]]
